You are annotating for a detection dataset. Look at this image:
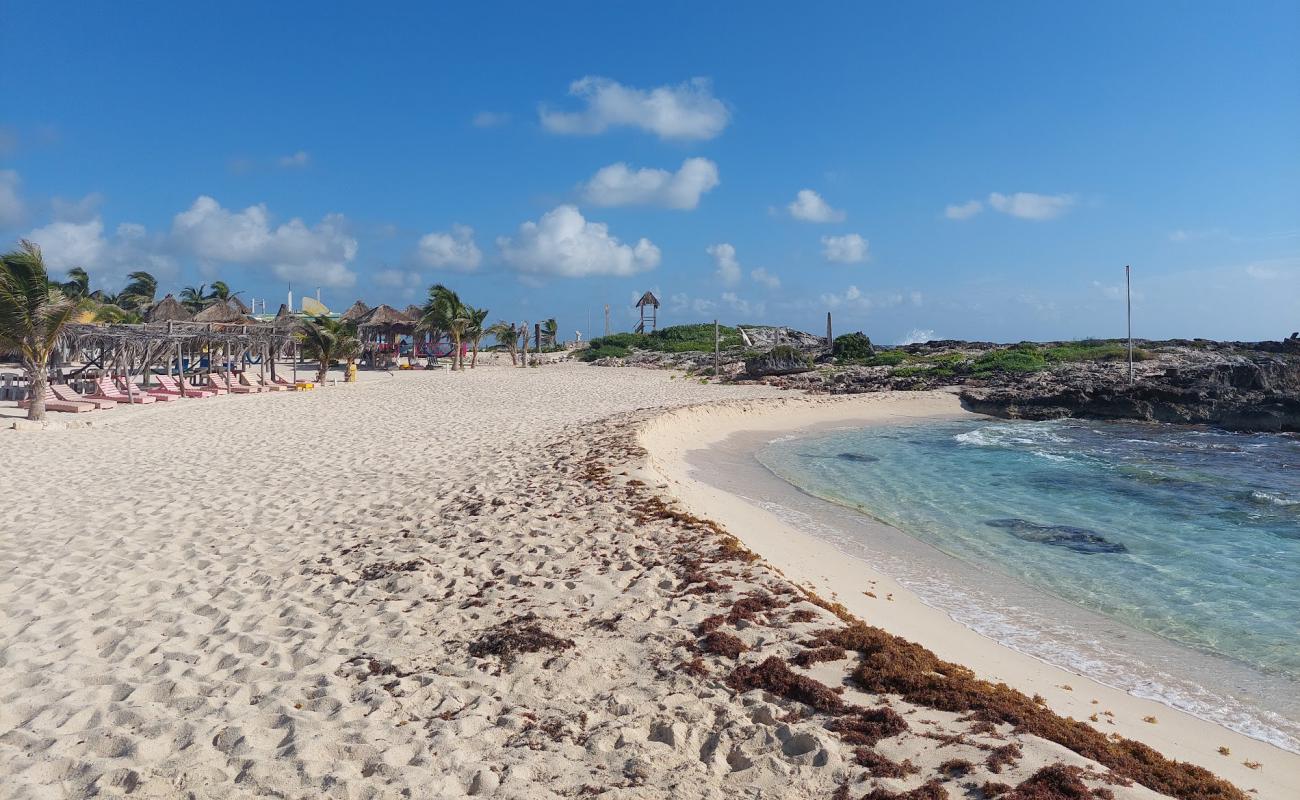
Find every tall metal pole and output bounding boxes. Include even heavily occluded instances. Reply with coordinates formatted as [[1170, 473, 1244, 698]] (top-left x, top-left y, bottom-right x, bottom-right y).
[[604, 304, 610, 336], [1126, 264, 1134, 385], [713, 319, 720, 377]]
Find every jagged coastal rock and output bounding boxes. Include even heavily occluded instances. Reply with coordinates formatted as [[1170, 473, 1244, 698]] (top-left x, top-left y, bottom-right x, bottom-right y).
[[743, 345, 814, 377]]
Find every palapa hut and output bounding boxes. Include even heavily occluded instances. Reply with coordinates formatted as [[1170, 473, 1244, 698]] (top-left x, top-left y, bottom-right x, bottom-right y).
[[230, 296, 252, 315], [192, 299, 248, 324], [143, 294, 193, 323], [635, 291, 660, 333], [339, 300, 371, 323], [357, 304, 415, 368]]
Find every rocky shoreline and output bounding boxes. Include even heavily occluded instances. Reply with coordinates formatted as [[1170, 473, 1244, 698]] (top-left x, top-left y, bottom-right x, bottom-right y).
[[589, 332, 1300, 432]]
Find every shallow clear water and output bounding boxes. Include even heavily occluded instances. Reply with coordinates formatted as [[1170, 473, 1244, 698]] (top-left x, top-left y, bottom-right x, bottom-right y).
[[756, 418, 1300, 746]]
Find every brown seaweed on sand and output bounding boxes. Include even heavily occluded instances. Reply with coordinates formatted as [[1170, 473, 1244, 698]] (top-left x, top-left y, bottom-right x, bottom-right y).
[[468, 615, 575, 668]]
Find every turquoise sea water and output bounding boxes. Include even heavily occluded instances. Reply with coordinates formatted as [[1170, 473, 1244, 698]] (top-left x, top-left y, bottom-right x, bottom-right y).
[[755, 418, 1300, 747]]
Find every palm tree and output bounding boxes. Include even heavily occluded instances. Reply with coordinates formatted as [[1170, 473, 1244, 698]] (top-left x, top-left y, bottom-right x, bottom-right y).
[[541, 318, 558, 349], [207, 281, 242, 303], [60, 267, 91, 299], [419, 284, 472, 370], [486, 320, 518, 365], [180, 284, 208, 312], [466, 306, 490, 367], [297, 314, 360, 383], [0, 241, 79, 421], [118, 271, 157, 310]]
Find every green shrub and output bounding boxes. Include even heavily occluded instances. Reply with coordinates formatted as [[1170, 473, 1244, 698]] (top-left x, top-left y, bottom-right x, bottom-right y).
[[579, 344, 630, 361], [971, 346, 1047, 374], [864, 350, 911, 367], [1044, 340, 1150, 362], [833, 332, 874, 362]]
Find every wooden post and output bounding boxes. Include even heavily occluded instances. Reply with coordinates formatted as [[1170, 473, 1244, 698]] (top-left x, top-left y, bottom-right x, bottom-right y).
[[293, 342, 299, 383], [1126, 265, 1134, 385], [260, 342, 267, 387], [826, 312, 833, 348], [225, 341, 232, 389], [522, 320, 530, 367], [714, 319, 720, 377], [175, 342, 185, 397]]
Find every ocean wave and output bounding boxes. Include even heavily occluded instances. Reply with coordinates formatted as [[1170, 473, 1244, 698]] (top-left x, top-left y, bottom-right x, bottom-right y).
[[1251, 490, 1299, 507]]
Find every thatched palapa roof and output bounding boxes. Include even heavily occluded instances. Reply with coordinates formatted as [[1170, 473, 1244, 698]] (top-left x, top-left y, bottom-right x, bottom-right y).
[[357, 304, 414, 329], [340, 300, 371, 322], [403, 304, 424, 321], [192, 300, 247, 324], [230, 296, 252, 314], [636, 291, 660, 309], [143, 294, 193, 323]]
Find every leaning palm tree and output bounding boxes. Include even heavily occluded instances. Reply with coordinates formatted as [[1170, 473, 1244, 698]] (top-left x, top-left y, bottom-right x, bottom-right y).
[[0, 241, 79, 421], [297, 314, 360, 383], [207, 280, 242, 303], [419, 284, 472, 370], [486, 320, 518, 365], [466, 306, 490, 367], [541, 318, 558, 349], [118, 271, 157, 310], [180, 284, 208, 312], [60, 267, 91, 299]]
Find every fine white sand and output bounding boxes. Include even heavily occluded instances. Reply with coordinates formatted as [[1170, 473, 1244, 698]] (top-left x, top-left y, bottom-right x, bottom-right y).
[[0, 365, 1287, 798]]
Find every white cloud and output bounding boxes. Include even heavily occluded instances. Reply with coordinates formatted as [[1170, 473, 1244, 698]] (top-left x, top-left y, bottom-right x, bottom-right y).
[[706, 243, 741, 285], [787, 189, 845, 223], [170, 195, 358, 288], [374, 269, 425, 294], [945, 200, 983, 220], [750, 267, 780, 289], [539, 76, 730, 140], [988, 191, 1074, 220], [0, 169, 25, 227], [898, 329, 935, 345], [669, 292, 719, 315], [819, 285, 905, 311], [721, 291, 764, 317], [497, 204, 660, 278], [277, 151, 311, 169], [415, 224, 482, 272], [472, 111, 511, 128], [821, 233, 869, 264], [581, 157, 719, 210], [26, 216, 177, 287]]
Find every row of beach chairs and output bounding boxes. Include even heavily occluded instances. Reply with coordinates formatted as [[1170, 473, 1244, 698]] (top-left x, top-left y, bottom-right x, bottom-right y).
[[21, 372, 309, 414]]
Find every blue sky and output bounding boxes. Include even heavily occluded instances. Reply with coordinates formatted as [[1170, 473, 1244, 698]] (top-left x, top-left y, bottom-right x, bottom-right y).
[[2, 1, 1297, 342]]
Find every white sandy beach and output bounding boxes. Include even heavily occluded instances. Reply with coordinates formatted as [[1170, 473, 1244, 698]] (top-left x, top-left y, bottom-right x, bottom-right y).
[[1, 364, 1291, 799]]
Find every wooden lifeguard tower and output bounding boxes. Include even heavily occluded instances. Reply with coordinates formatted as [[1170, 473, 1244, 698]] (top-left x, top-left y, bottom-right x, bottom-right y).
[[634, 291, 660, 333]]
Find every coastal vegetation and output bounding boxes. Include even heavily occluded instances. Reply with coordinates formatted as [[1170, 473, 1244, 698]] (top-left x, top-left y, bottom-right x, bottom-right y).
[[580, 323, 744, 361], [297, 314, 361, 382], [0, 241, 79, 421]]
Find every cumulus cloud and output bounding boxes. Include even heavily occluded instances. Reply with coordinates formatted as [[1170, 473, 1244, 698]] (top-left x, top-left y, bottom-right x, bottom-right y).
[[581, 157, 719, 210], [669, 292, 718, 315], [497, 205, 660, 278], [787, 189, 845, 223], [706, 243, 741, 285], [415, 224, 482, 272], [26, 216, 177, 287], [821, 233, 869, 264], [945, 200, 983, 220], [374, 269, 425, 291], [171, 195, 358, 288], [0, 169, 25, 227], [819, 285, 906, 311], [539, 76, 730, 140], [472, 111, 511, 128], [750, 267, 780, 289], [988, 191, 1074, 220], [277, 151, 311, 169]]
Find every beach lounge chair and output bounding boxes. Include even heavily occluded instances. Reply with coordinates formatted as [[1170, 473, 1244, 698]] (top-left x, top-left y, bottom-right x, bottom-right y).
[[19, 385, 96, 413], [250, 373, 291, 392], [156, 374, 217, 398], [235, 372, 267, 392], [208, 372, 256, 394], [92, 376, 156, 404], [117, 377, 178, 402], [50, 383, 117, 410]]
